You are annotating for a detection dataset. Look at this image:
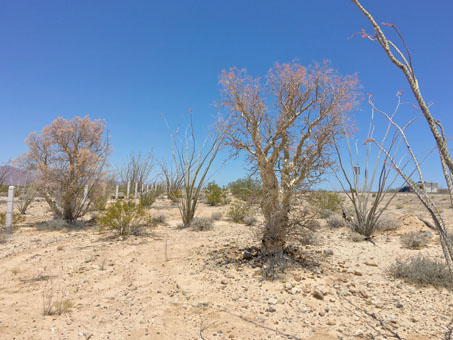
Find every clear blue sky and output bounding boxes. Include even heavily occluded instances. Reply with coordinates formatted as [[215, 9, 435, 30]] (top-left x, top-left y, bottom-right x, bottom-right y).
[[0, 0, 451, 187]]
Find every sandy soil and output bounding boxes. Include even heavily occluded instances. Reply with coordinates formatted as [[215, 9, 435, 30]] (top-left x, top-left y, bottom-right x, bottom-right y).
[[0, 193, 452, 340]]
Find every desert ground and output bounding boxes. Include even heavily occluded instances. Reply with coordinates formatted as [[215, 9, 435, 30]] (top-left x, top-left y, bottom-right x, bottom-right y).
[[0, 193, 452, 340]]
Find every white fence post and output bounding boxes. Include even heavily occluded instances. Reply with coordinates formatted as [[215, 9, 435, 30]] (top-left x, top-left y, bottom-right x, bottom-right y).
[[135, 183, 138, 199], [115, 185, 119, 200], [127, 181, 130, 200], [83, 184, 89, 208], [5, 186, 15, 233]]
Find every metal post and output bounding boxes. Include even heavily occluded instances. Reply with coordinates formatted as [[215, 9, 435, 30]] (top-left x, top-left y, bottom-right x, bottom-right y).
[[115, 185, 119, 200], [135, 183, 138, 199], [5, 186, 15, 233], [127, 181, 130, 200]]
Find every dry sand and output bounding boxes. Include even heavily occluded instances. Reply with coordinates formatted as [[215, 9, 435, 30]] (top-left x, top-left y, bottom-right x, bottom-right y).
[[0, 193, 452, 340]]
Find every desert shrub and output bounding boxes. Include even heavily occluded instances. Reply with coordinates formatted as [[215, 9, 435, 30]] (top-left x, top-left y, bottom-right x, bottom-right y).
[[211, 211, 223, 221], [228, 177, 261, 202], [42, 278, 73, 316], [150, 214, 167, 226], [389, 255, 453, 290], [204, 181, 229, 206], [243, 215, 257, 226], [89, 183, 109, 211], [36, 219, 82, 231], [140, 191, 158, 208], [228, 201, 251, 223], [327, 214, 345, 229], [350, 231, 366, 242], [190, 217, 214, 231], [308, 190, 343, 217], [0, 212, 25, 227], [376, 216, 400, 232], [15, 184, 38, 214], [98, 201, 149, 236], [401, 232, 430, 249]]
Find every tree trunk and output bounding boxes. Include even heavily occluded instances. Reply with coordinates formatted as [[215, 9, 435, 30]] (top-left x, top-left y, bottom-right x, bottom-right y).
[[259, 163, 289, 256]]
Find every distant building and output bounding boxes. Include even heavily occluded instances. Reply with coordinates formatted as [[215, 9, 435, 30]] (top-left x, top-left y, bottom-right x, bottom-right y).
[[399, 181, 438, 193], [422, 181, 438, 193]]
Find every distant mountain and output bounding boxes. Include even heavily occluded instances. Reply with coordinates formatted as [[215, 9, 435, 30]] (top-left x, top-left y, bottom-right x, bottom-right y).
[[0, 165, 34, 186]]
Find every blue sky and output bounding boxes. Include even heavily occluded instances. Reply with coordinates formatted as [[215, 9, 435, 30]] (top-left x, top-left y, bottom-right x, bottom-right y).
[[0, 0, 451, 187]]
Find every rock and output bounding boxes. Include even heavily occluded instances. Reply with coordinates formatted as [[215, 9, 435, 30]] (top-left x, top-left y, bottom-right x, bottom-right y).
[[301, 307, 310, 313], [243, 251, 253, 260], [424, 231, 434, 238], [327, 319, 336, 326], [267, 307, 276, 313], [293, 274, 302, 282], [285, 282, 293, 290], [312, 290, 324, 300], [353, 270, 363, 276], [396, 302, 403, 308], [319, 311, 326, 317], [289, 288, 298, 295], [323, 249, 334, 256], [359, 289, 369, 299], [268, 298, 278, 305], [364, 261, 378, 267], [221, 279, 228, 285]]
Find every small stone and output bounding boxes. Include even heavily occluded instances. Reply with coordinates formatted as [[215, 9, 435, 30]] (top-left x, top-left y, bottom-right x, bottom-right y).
[[319, 311, 326, 317], [268, 307, 276, 313], [312, 290, 324, 300], [221, 279, 228, 285], [285, 282, 293, 290], [327, 319, 336, 326], [323, 249, 334, 256], [268, 298, 278, 305], [396, 302, 403, 308], [353, 271, 363, 276], [290, 287, 298, 295], [364, 261, 378, 267], [359, 289, 369, 299], [243, 251, 253, 260], [293, 274, 302, 282]]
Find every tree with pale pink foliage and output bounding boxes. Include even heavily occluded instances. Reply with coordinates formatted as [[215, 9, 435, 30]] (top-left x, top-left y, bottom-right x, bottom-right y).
[[17, 116, 111, 222], [218, 61, 358, 259]]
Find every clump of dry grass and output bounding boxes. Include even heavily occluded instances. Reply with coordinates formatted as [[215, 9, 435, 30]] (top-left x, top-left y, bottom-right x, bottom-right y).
[[401, 232, 430, 249], [42, 277, 74, 316], [376, 216, 400, 232], [211, 212, 223, 221], [326, 214, 346, 229], [389, 255, 453, 290], [190, 217, 214, 231]]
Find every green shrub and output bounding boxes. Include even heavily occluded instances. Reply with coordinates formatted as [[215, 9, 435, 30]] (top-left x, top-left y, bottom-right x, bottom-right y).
[[389, 255, 453, 290], [401, 232, 430, 249], [204, 182, 229, 206], [228, 201, 251, 223], [308, 190, 343, 217], [190, 217, 214, 231], [98, 201, 149, 236], [228, 177, 261, 202]]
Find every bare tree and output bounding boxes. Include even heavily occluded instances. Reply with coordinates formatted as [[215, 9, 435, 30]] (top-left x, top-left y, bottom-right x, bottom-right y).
[[352, 0, 453, 271], [218, 61, 358, 257], [118, 151, 154, 198], [352, 0, 453, 208], [159, 160, 182, 202], [169, 115, 223, 227], [334, 95, 411, 238], [16, 116, 111, 222]]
